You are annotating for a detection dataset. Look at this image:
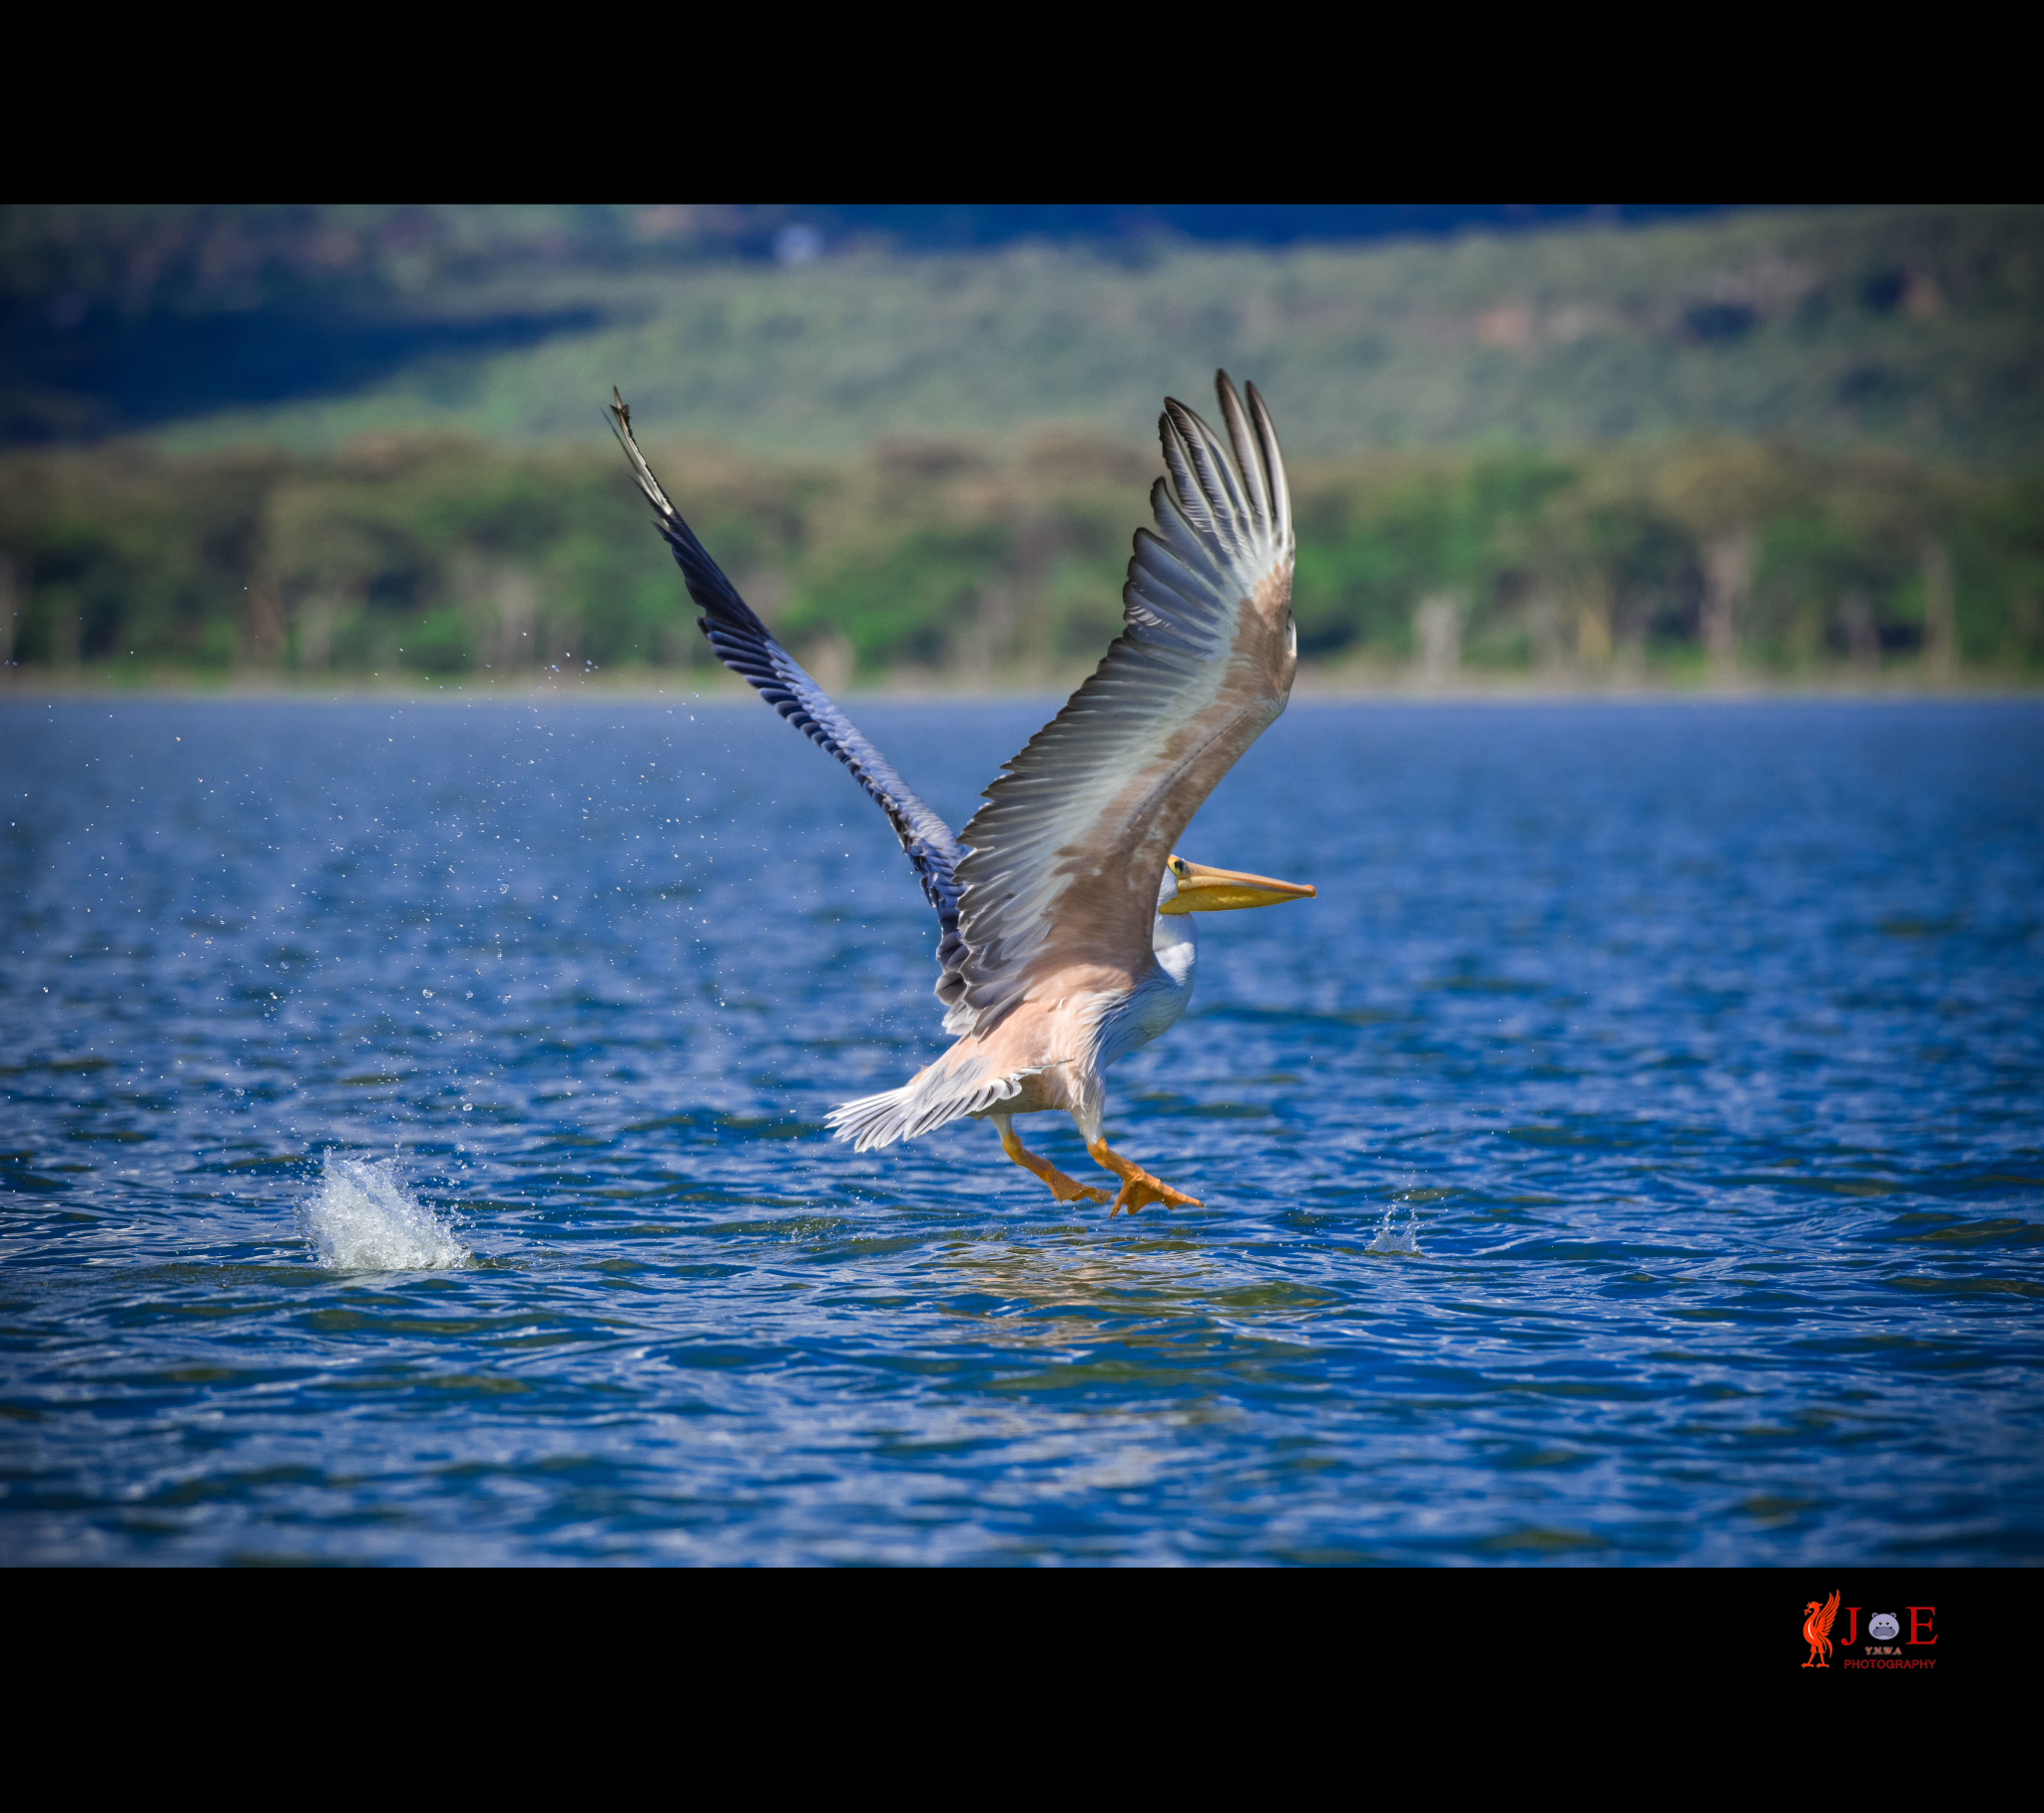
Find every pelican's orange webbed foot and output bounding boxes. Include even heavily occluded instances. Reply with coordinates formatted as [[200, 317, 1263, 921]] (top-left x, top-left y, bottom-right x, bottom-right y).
[[996, 1120, 1112, 1205], [1086, 1139, 1204, 1217]]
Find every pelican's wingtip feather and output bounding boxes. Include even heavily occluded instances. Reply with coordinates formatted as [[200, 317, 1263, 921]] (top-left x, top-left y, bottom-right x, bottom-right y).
[[610, 392, 970, 1010]]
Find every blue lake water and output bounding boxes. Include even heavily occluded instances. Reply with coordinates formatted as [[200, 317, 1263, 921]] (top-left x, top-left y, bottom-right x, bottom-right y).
[[3, 695, 2041, 1566]]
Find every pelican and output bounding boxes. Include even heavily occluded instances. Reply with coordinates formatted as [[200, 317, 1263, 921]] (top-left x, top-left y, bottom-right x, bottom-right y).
[[609, 371, 1313, 1214]]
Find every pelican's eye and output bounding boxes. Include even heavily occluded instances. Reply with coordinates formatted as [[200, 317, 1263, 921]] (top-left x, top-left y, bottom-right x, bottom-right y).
[[1169, 857, 1190, 879]]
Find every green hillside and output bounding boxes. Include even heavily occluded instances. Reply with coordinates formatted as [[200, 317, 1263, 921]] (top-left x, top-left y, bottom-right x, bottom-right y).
[[116, 206, 2044, 468], [4, 206, 2040, 688]]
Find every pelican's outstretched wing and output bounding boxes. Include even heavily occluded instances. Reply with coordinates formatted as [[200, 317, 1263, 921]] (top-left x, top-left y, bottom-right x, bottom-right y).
[[609, 394, 967, 998], [947, 372, 1294, 1036]]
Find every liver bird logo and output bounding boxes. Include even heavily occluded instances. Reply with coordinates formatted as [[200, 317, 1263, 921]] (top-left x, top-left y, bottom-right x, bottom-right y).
[[1801, 1590, 1841, 1667]]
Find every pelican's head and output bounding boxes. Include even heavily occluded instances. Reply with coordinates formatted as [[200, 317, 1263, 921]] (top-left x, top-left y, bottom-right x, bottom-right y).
[[1157, 854, 1315, 916]]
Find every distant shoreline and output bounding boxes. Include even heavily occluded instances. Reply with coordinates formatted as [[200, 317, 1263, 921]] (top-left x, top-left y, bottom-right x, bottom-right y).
[[5, 668, 2039, 705]]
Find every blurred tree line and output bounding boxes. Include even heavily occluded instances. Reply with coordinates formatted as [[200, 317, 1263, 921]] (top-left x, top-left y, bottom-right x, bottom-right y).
[[2, 430, 2039, 685]]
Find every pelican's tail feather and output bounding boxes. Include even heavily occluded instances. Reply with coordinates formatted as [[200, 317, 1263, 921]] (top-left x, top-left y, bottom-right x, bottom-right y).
[[826, 1051, 1046, 1152]]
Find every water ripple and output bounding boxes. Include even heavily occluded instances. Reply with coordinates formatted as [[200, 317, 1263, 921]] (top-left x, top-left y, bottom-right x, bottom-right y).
[[2, 698, 2041, 1564]]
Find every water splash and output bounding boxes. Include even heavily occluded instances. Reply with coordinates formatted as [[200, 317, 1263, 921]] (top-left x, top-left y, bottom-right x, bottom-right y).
[[299, 1155, 469, 1271], [1368, 1202, 1423, 1255]]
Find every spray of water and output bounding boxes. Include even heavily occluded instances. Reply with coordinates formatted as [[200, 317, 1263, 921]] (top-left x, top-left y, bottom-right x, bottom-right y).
[[1368, 1202, 1423, 1255], [298, 1155, 470, 1271]]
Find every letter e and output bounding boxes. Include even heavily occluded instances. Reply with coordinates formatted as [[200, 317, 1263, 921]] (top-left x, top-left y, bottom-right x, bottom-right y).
[[1907, 1606, 1936, 1644]]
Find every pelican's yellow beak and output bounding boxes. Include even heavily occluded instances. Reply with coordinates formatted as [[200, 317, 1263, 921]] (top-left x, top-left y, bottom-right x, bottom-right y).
[[1158, 855, 1317, 915]]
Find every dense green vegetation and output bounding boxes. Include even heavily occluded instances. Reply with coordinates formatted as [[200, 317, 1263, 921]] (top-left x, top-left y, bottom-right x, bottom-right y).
[[5, 428, 2038, 685], [4, 206, 2037, 685]]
